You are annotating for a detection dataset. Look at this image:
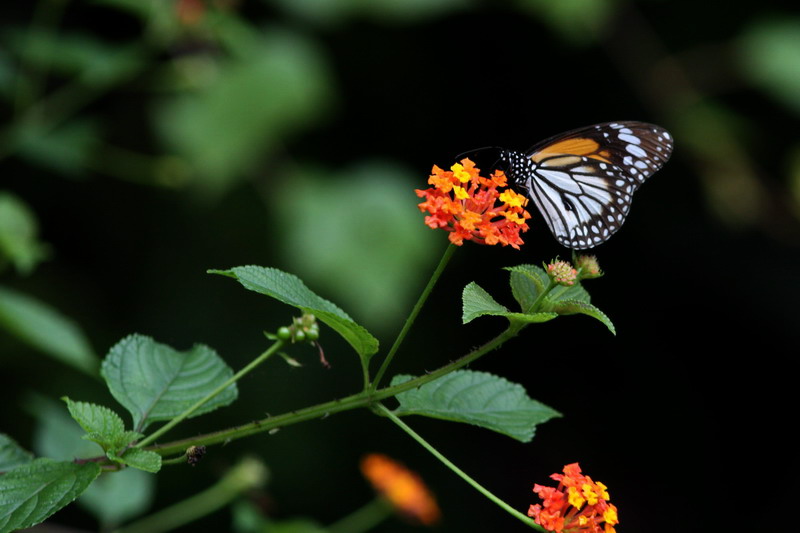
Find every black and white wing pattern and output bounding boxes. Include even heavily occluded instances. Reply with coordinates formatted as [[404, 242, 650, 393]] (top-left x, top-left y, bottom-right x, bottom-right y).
[[500, 121, 673, 249]]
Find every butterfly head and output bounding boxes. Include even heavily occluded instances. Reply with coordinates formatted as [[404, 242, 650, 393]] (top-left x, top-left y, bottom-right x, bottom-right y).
[[497, 149, 531, 187]]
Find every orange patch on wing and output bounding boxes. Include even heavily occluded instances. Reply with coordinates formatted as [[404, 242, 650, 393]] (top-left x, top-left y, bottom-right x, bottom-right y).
[[590, 149, 612, 163], [530, 138, 614, 164], [530, 137, 600, 163]]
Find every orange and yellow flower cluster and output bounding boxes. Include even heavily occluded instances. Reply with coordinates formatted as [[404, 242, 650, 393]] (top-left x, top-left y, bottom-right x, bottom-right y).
[[360, 453, 440, 526], [528, 463, 619, 533], [416, 159, 531, 249]]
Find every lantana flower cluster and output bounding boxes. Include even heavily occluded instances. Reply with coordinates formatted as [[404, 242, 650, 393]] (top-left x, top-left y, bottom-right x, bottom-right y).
[[415, 159, 531, 249], [528, 463, 619, 533]]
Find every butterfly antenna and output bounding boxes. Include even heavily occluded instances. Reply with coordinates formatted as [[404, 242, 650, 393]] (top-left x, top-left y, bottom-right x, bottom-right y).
[[453, 145, 502, 161]]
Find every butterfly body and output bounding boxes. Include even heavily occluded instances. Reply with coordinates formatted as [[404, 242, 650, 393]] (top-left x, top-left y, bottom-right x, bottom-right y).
[[500, 121, 673, 249]]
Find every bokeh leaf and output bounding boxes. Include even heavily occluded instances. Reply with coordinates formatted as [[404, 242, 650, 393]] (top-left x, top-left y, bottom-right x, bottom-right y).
[[0, 285, 98, 375], [157, 27, 331, 194], [274, 162, 439, 334], [739, 19, 800, 115], [211, 266, 379, 359], [0, 435, 33, 472], [268, 0, 469, 25], [392, 370, 561, 442], [0, 458, 101, 533], [0, 193, 50, 274], [79, 467, 154, 528], [101, 334, 238, 431]]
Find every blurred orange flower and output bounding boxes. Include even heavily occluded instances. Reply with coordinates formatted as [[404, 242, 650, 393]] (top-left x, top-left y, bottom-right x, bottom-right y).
[[528, 463, 619, 533], [360, 453, 440, 526], [416, 158, 531, 249]]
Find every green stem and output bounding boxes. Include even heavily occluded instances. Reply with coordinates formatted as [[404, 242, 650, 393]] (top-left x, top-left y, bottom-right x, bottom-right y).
[[372, 243, 457, 389], [376, 404, 545, 531], [327, 498, 391, 533], [113, 457, 267, 533], [136, 340, 285, 448], [149, 327, 517, 457]]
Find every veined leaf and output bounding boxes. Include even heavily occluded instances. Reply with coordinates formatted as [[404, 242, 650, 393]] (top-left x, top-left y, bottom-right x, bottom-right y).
[[210, 266, 379, 359], [462, 282, 557, 325], [101, 334, 237, 431], [553, 300, 616, 335], [62, 398, 141, 453], [392, 370, 561, 442], [0, 458, 101, 533], [113, 448, 161, 474]]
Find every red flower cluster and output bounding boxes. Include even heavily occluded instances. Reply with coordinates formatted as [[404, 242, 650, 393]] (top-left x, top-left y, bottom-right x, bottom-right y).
[[416, 159, 531, 249], [528, 463, 619, 533]]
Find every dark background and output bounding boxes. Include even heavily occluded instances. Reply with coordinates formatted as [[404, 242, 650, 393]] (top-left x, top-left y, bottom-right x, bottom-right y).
[[1, 1, 798, 532]]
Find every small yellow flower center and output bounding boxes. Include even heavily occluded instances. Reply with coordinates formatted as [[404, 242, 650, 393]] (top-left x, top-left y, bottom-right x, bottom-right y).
[[450, 163, 471, 183], [452, 185, 470, 200]]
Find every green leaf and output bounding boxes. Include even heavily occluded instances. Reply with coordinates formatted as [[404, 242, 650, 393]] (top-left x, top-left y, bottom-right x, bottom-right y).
[[0, 458, 101, 533], [553, 300, 616, 335], [506, 264, 594, 310], [273, 162, 439, 335], [63, 398, 141, 453], [516, 0, 614, 45], [0, 285, 98, 375], [462, 282, 509, 323], [739, 19, 800, 115], [210, 266, 379, 359], [101, 334, 238, 431], [6, 29, 144, 86], [392, 370, 561, 442], [14, 120, 99, 177], [0, 192, 50, 274], [462, 282, 557, 325], [505, 264, 614, 333], [0, 435, 33, 472], [113, 448, 161, 474], [79, 467, 154, 528], [157, 27, 331, 194]]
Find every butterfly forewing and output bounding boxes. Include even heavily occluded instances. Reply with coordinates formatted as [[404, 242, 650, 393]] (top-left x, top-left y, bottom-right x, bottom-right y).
[[504, 121, 673, 249]]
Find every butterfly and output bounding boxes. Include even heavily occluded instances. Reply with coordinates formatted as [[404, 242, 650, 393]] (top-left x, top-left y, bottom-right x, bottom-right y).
[[499, 121, 673, 249]]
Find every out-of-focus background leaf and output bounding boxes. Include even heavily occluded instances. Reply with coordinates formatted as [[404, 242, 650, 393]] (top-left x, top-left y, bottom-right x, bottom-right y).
[[1, 1, 797, 532]]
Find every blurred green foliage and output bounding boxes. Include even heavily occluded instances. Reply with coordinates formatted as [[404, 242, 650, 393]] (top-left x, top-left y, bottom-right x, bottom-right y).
[[1, 1, 799, 532]]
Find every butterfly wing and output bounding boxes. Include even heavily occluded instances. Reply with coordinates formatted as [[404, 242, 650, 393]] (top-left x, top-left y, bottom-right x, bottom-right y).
[[509, 121, 673, 249]]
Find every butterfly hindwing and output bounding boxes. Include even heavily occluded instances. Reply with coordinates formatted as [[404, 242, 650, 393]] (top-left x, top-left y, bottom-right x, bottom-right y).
[[502, 121, 673, 249]]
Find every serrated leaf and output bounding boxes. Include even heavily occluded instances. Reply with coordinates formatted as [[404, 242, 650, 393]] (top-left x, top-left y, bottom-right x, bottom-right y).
[[79, 467, 154, 528], [392, 370, 561, 442], [101, 334, 238, 431], [0, 285, 98, 375], [553, 300, 616, 335], [462, 282, 557, 325], [113, 448, 161, 474], [462, 282, 509, 323], [63, 398, 138, 453], [0, 458, 101, 533], [210, 266, 379, 359], [0, 435, 33, 472]]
